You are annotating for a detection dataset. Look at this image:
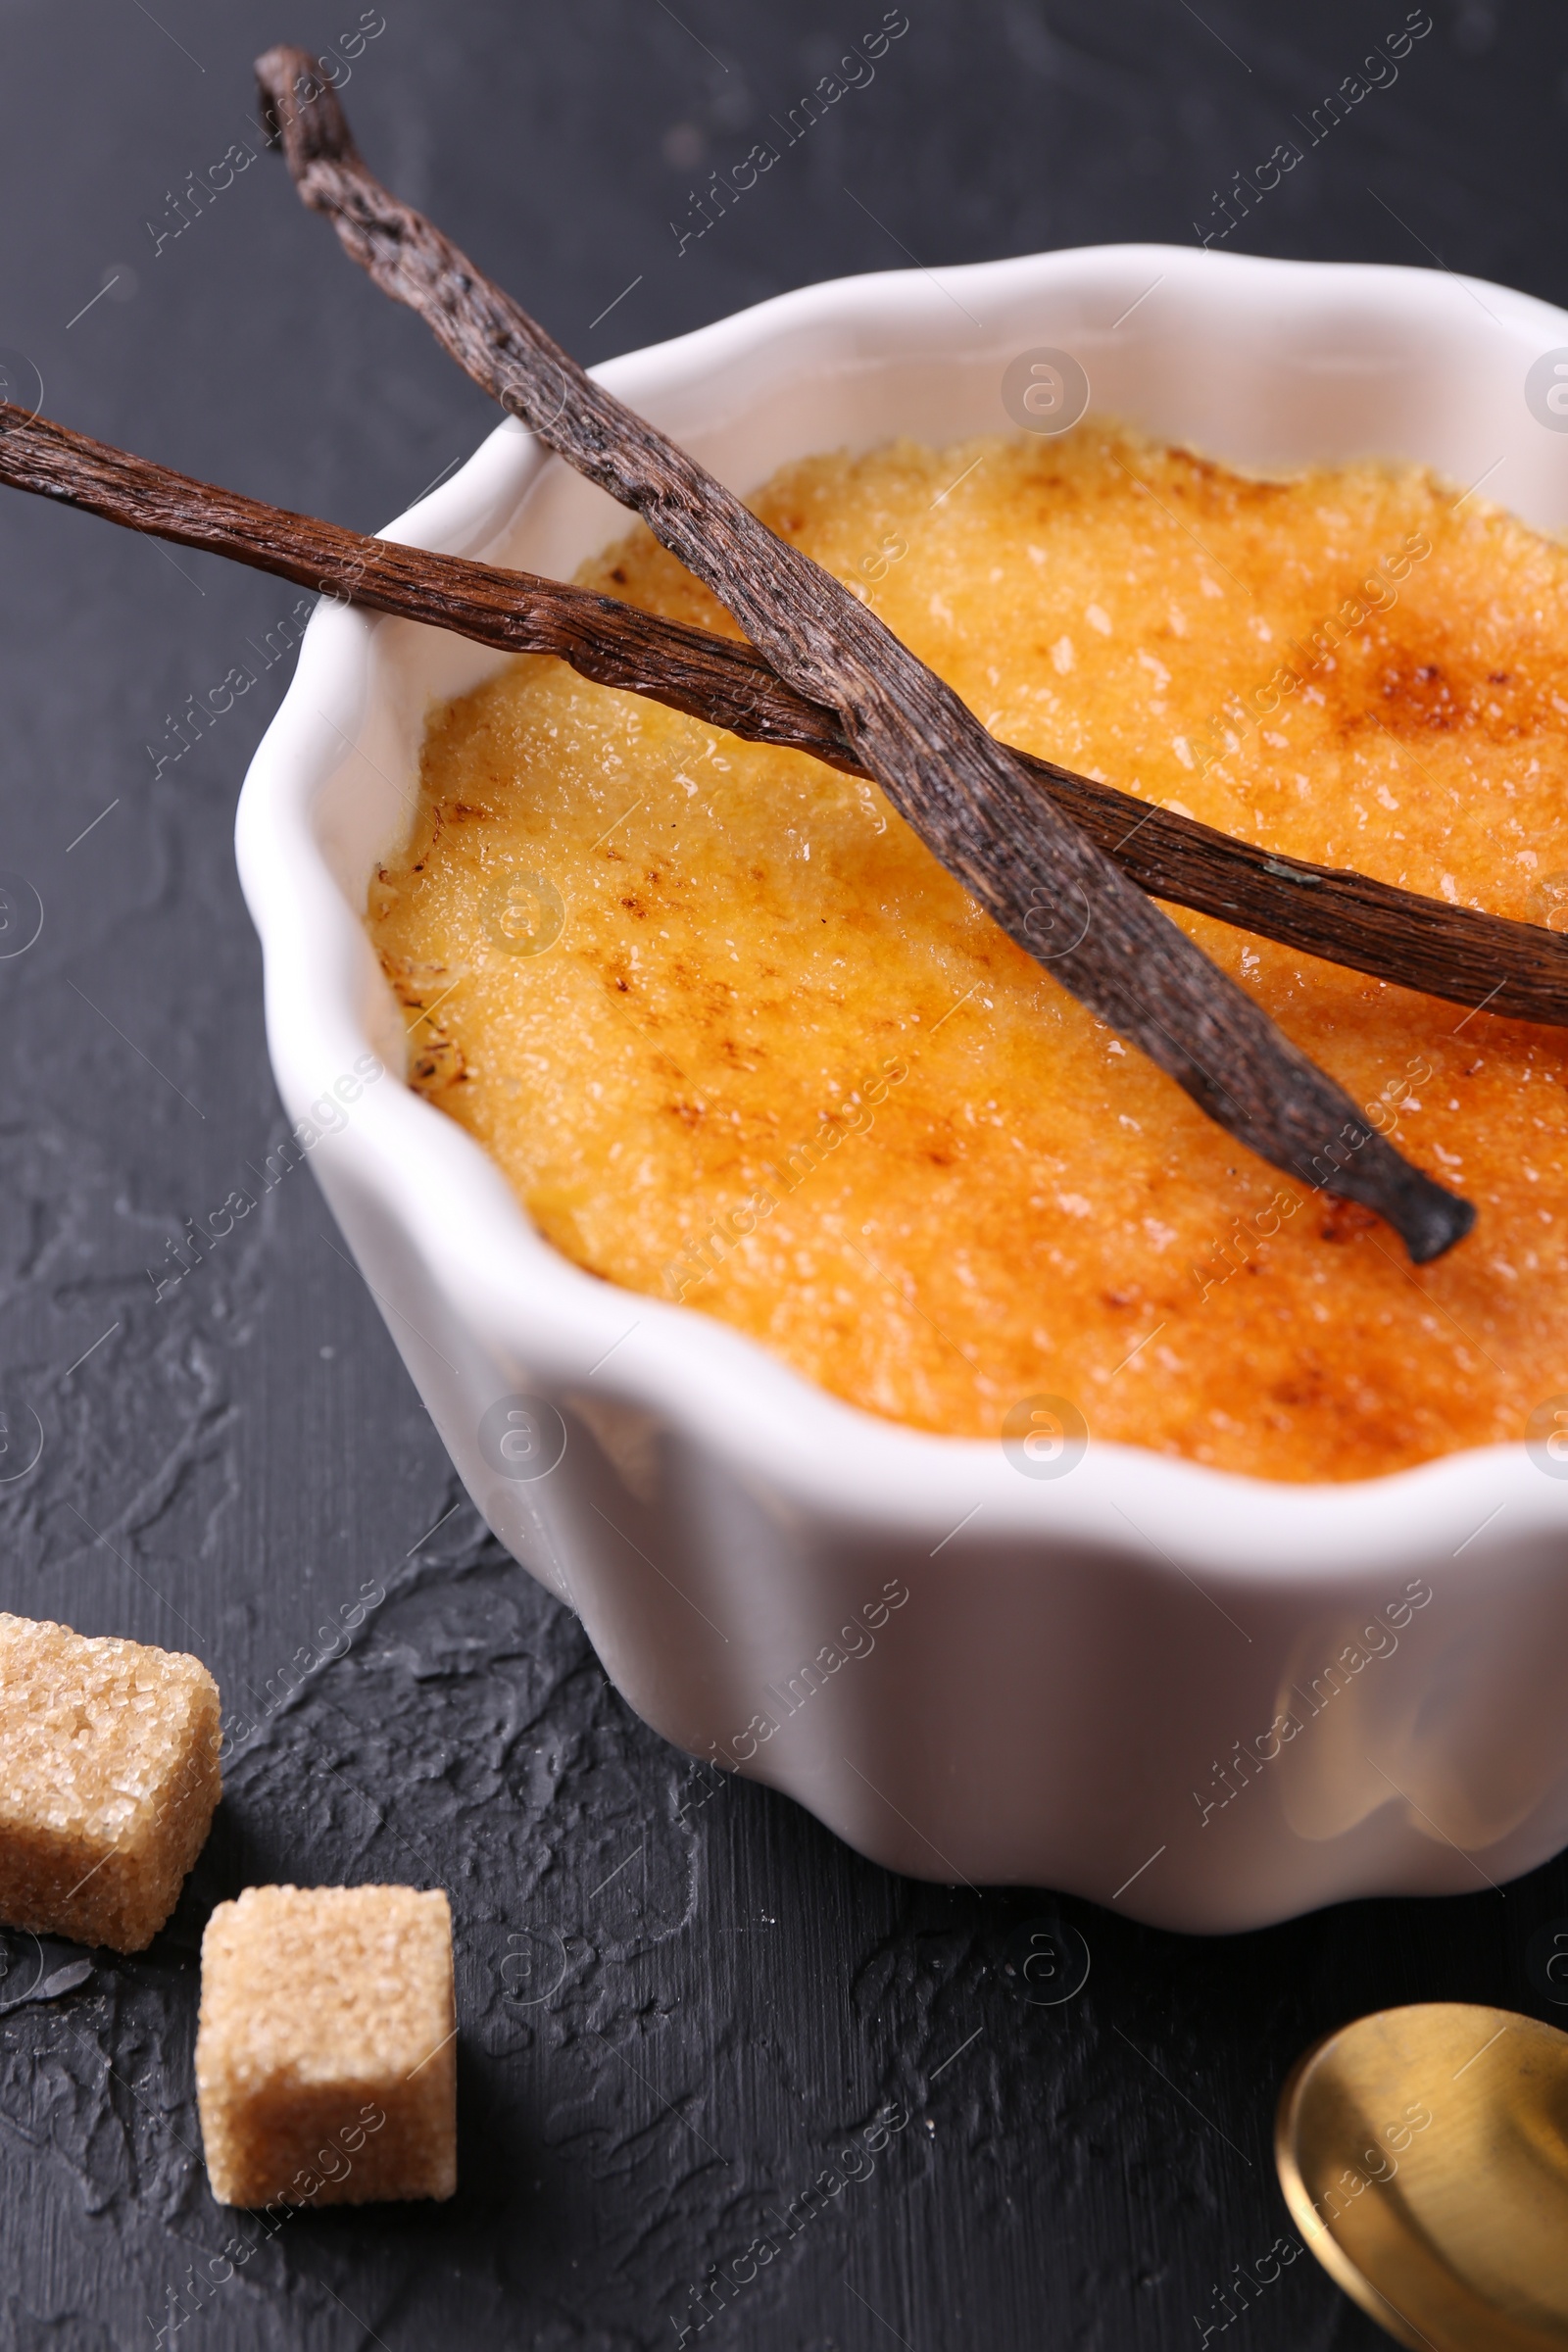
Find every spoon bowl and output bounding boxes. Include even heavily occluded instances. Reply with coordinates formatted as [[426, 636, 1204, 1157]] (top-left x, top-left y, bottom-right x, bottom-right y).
[[1276, 2002, 1568, 2349]]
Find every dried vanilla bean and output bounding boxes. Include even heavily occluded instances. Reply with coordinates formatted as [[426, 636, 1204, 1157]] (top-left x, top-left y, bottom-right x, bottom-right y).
[[0, 386, 1546, 1268], [255, 49, 1480, 1261], [2, 400, 1561, 1038]]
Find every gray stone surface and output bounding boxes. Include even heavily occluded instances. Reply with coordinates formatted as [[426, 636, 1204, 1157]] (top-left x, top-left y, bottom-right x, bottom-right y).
[[0, 0, 1563, 2343]]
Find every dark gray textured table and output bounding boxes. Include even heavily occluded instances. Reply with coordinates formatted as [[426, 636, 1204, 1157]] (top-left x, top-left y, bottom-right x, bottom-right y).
[[0, 2, 1564, 2344]]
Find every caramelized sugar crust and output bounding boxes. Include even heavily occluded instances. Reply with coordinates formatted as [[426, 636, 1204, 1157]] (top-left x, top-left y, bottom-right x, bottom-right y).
[[368, 425, 1568, 1481]]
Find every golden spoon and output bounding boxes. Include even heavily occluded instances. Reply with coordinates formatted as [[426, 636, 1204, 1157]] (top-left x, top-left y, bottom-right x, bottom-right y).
[[1276, 2003, 1568, 2349]]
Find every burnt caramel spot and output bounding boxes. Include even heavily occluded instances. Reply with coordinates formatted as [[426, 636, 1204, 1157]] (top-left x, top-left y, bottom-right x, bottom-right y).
[[1318, 1198, 1381, 1244], [1378, 658, 1462, 731]]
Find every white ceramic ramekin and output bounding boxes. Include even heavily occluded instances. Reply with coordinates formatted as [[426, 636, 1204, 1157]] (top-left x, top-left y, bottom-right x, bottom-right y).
[[236, 243, 1568, 1932]]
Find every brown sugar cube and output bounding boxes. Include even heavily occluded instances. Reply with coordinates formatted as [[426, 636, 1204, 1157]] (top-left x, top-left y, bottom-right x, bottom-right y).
[[196, 1884, 457, 2207], [0, 1611, 221, 1954]]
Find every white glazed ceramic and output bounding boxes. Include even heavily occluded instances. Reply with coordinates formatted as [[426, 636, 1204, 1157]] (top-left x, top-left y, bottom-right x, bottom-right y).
[[236, 243, 1568, 1932]]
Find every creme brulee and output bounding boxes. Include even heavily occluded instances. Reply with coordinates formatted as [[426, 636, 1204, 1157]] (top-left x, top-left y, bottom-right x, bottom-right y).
[[367, 424, 1568, 1482]]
